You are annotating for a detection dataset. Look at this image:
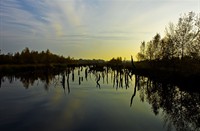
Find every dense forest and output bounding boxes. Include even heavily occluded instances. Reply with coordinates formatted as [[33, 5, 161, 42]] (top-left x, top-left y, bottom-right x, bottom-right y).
[[0, 47, 73, 65]]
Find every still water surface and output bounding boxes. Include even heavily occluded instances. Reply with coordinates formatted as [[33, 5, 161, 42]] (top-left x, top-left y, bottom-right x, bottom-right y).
[[0, 67, 199, 131]]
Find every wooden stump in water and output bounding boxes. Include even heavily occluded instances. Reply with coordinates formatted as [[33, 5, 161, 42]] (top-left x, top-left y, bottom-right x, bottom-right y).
[[131, 56, 136, 69]]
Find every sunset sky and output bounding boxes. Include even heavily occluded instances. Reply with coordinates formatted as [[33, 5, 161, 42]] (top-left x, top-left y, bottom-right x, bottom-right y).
[[0, 0, 199, 60]]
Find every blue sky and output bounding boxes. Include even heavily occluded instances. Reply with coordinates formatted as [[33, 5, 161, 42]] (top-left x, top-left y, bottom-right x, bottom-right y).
[[0, 0, 199, 60]]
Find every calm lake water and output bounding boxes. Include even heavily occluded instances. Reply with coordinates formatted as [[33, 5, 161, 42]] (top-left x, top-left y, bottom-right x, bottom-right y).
[[0, 67, 199, 131]]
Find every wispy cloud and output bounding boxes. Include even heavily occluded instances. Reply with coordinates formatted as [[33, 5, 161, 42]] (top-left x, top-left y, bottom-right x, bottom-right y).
[[0, 0, 50, 37], [0, 0, 199, 59]]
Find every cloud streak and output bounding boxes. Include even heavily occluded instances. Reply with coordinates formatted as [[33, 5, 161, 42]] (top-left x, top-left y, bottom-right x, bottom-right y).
[[0, 0, 199, 59]]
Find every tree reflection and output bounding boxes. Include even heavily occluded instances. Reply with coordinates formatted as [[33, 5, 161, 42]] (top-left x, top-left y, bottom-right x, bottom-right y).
[[87, 67, 133, 90], [1, 66, 199, 131], [96, 74, 101, 88], [66, 68, 70, 94], [72, 68, 75, 82], [61, 72, 66, 94], [0, 67, 78, 94], [133, 76, 200, 131], [110, 68, 132, 90], [0, 68, 66, 90], [0, 76, 1, 88], [85, 68, 88, 81], [130, 75, 139, 107]]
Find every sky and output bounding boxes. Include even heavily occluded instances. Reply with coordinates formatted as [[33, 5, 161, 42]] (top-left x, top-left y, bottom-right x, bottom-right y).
[[0, 0, 199, 60]]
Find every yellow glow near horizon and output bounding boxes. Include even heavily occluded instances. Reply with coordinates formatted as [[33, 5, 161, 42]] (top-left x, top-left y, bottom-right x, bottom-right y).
[[0, 0, 199, 59], [67, 40, 139, 60]]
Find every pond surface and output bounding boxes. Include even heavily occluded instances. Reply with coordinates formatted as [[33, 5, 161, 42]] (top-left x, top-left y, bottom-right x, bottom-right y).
[[0, 67, 199, 131]]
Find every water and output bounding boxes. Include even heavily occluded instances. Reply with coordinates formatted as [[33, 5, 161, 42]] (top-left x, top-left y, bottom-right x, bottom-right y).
[[0, 67, 199, 131]]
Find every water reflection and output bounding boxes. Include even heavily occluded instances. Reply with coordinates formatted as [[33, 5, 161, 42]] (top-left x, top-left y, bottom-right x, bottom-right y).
[[132, 75, 200, 131], [0, 66, 134, 92], [61, 71, 70, 95], [0, 66, 199, 131], [85, 68, 88, 81], [119, 69, 132, 89], [130, 75, 138, 107]]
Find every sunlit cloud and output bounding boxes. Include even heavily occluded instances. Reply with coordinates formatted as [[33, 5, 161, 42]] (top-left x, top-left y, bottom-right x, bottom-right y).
[[53, 23, 64, 37]]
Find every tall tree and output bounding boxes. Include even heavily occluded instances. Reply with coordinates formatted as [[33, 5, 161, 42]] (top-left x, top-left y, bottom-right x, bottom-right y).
[[137, 41, 146, 61], [152, 33, 161, 59], [165, 23, 177, 59], [137, 11, 200, 61], [146, 41, 154, 60], [187, 33, 200, 59], [174, 12, 200, 59]]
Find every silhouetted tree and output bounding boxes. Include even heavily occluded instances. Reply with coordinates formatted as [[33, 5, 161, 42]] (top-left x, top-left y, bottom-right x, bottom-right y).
[[137, 11, 200, 61], [175, 12, 199, 59], [152, 33, 161, 59], [136, 41, 146, 61], [108, 57, 123, 66], [145, 41, 154, 60]]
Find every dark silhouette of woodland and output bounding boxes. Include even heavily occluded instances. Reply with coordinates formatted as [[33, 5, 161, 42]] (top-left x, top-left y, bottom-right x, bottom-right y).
[[0, 47, 73, 65], [135, 12, 200, 81], [137, 12, 200, 61]]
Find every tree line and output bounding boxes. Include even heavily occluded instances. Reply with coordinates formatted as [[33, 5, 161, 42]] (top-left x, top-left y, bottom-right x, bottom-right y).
[[137, 12, 200, 61], [0, 47, 73, 65], [0, 48, 127, 67]]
